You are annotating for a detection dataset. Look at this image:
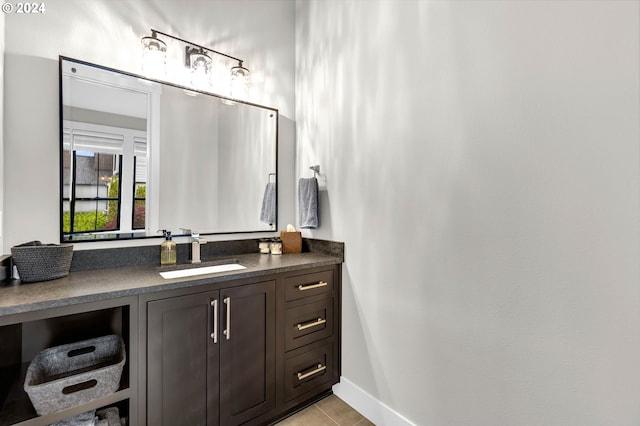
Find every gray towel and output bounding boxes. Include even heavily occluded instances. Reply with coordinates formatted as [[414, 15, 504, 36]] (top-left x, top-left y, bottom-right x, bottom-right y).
[[260, 182, 276, 225], [298, 177, 319, 228]]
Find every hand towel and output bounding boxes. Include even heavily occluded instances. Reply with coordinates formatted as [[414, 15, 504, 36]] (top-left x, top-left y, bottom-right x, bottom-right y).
[[298, 177, 319, 228], [260, 182, 276, 225]]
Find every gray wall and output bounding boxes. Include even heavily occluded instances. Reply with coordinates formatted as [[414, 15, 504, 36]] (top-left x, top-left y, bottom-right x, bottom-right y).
[[2, 0, 295, 251], [296, 1, 640, 425]]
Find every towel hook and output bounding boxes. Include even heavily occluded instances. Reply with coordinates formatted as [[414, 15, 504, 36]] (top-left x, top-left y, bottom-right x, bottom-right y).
[[309, 165, 320, 178]]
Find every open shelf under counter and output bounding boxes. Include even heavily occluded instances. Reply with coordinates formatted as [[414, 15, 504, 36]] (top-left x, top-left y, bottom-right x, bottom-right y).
[[0, 296, 138, 426]]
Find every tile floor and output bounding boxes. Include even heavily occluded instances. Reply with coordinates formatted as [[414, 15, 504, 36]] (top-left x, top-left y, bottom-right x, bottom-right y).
[[275, 394, 375, 426]]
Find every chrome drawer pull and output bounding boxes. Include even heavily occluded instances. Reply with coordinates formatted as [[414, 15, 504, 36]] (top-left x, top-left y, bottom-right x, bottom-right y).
[[297, 318, 327, 331], [297, 363, 327, 381], [297, 281, 328, 291]]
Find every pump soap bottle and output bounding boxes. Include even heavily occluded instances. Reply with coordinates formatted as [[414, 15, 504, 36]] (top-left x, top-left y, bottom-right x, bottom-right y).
[[160, 230, 177, 265]]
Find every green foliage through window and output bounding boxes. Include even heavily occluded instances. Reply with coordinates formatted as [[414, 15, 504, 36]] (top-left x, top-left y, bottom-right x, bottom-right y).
[[63, 211, 109, 233], [133, 184, 146, 229], [106, 175, 120, 226]]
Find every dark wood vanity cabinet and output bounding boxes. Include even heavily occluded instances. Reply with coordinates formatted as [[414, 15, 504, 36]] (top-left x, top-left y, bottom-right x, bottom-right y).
[[278, 267, 341, 411], [144, 280, 276, 426], [146, 291, 218, 425], [141, 263, 341, 426]]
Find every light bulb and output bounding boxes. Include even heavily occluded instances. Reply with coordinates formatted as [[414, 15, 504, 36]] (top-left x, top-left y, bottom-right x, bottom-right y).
[[141, 34, 167, 78], [230, 61, 250, 99], [190, 51, 212, 89]]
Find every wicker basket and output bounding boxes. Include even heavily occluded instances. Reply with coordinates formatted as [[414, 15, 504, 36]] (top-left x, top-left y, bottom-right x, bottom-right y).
[[11, 241, 74, 283]]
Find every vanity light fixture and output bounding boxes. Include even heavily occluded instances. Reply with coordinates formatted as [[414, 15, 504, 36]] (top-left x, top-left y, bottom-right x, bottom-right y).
[[141, 29, 251, 98]]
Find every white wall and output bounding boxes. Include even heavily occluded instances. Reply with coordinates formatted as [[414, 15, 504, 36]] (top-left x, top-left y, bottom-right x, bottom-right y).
[[218, 103, 278, 231], [3, 0, 295, 252], [0, 14, 4, 252], [296, 1, 640, 425], [158, 86, 220, 232]]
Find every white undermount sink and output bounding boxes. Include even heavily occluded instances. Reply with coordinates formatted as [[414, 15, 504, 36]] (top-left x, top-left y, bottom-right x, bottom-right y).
[[159, 262, 246, 279]]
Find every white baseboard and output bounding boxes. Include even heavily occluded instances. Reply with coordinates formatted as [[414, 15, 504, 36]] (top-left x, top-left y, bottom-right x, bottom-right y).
[[333, 377, 416, 426]]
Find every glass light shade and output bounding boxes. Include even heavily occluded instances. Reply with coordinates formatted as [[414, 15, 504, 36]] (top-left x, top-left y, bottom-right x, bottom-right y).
[[141, 35, 167, 78], [190, 52, 212, 88], [230, 62, 250, 99]]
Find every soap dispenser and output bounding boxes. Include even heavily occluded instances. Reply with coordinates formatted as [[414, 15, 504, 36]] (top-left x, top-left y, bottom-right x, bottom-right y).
[[160, 230, 177, 265]]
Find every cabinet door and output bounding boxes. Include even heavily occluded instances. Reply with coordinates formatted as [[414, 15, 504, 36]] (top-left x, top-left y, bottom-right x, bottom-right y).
[[147, 291, 220, 426], [219, 280, 276, 425]]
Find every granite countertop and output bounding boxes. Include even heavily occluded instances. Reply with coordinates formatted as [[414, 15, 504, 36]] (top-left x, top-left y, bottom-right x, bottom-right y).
[[0, 252, 342, 316]]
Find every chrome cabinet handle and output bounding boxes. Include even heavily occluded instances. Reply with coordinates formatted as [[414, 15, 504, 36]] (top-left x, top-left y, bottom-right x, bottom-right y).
[[223, 297, 231, 340], [297, 363, 326, 381], [296, 318, 327, 331], [297, 281, 328, 291], [210, 299, 218, 343]]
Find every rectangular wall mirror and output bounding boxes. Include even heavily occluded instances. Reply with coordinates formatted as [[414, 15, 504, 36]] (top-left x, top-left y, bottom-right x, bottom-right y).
[[60, 57, 278, 242]]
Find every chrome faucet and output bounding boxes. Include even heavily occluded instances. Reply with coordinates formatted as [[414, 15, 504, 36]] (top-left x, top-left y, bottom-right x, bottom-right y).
[[180, 228, 207, 263]]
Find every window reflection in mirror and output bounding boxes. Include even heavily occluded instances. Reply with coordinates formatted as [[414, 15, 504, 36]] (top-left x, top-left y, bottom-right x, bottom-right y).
[[60, 57, 278, 242], [62, 117, 147, 236]]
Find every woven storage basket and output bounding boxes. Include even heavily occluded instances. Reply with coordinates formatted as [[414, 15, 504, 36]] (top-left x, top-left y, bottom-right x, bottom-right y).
[[23, 335, 126, 416], [11, 241, 73, 283]]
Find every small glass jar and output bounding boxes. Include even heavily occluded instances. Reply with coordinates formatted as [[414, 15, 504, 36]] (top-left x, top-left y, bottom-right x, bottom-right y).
[[258, 238, 271, 254], [270, 238, 283, 255]]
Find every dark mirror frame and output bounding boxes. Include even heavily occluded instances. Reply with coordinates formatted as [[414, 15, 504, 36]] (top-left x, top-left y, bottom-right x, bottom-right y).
[[59, 56, 278, 243]]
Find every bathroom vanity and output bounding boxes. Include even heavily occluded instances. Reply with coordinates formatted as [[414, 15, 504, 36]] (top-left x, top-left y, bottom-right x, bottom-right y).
[[0, 240, 343, 426], [0, 55, 338, 425]]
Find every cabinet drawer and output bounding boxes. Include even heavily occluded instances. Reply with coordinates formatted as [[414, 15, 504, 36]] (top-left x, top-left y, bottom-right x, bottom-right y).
[[285, 298, 333, 352], [284, 343, 334, 402], [284, 269, 334, 302]]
